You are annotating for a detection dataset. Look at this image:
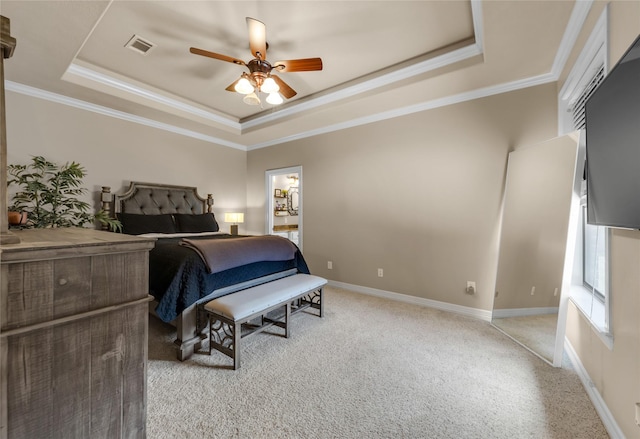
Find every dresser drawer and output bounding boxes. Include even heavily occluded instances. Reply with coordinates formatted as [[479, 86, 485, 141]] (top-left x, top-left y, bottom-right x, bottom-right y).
[[1, 251, 148, 331]]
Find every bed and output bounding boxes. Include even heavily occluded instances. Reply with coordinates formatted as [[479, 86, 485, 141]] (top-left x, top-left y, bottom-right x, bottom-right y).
[[100, 182, 310, 360]]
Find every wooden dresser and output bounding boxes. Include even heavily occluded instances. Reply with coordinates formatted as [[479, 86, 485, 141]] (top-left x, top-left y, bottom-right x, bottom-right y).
[[0, 228, 155, 439]]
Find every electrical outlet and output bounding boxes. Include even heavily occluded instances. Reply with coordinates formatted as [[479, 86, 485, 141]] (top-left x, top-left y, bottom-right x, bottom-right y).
[[635, 403, 640, 426], [377, 268, 383, 277], [554, 287, 559, 297], [466, 281, 476, 295], [530, 286, 536, 296], [327, 261, 333, 270]]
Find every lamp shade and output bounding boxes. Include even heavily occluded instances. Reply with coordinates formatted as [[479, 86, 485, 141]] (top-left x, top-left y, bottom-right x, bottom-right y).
[[261, 77, 280, 93], [266, 92, 283, 105], [224, 213, 244, 224], [234, 77, 254, 94], [243, 92, 260, 105]]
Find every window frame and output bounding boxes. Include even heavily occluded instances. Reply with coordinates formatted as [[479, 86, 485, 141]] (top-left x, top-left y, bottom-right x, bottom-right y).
[[582, 207, 607, 304], [575, 196, 611, 338], [559, 6, 612, 347]]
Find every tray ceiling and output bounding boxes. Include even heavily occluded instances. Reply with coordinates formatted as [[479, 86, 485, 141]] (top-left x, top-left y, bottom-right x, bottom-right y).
[[2, 1, 578, 149]]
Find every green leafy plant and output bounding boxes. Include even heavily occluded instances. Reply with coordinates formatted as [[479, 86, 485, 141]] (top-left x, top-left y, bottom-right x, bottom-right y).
[[7, 156, 121, 231]]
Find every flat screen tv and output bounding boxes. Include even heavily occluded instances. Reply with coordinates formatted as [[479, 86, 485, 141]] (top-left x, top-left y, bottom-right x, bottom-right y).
[[585, 34, 640, 229]]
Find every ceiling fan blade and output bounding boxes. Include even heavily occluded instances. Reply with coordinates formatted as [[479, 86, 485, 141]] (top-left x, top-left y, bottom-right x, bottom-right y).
[[247, 17, 267, 60], [273, 58, 323, 73], [190, 47, 246, 66], [271, 75, 297, 99]]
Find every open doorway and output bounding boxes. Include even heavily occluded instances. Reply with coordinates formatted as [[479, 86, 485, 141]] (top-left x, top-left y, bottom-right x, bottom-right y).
[[265, 166, 302, 251]]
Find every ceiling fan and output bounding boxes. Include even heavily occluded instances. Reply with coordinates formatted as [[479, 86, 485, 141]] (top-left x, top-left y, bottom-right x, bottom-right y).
[[190, 17, 323, 106]]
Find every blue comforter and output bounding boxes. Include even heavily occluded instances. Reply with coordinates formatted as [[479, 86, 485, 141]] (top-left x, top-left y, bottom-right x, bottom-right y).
[[149, 234, 310, 322]]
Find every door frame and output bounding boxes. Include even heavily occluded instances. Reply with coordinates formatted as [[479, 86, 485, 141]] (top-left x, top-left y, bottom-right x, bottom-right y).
[[265, 166, 303, 251]]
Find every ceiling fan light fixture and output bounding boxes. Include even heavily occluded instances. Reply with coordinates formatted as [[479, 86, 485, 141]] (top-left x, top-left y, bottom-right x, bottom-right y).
[[243, 92, 261, 105], [190, 17, 322, 105], [234, 76, 254, 94], [266, 92, 284, 105], [261, 77, 279, 94]]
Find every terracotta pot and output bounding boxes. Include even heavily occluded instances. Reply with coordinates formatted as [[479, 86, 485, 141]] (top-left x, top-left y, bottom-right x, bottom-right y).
[[8, 211, 28, 226]]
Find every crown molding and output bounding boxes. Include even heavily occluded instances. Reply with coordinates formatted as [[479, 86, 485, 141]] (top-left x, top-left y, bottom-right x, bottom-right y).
[[61, 1, 486, 135], [64, 63, 241, 131], [559, 3, 606, 101], [62, 36, 482, 136], [551, 0, 594, 78], [248, 0, 592, 150], [471, 0, 484, 53], [5, 81, 247, 151], [6, 0, 594, 152], [247, 71, 557, 150], [6, 70, 557, 153], [243, 42, 482, 131]]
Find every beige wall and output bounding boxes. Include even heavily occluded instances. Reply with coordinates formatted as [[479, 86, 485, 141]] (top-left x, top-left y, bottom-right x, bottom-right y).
[[560, 2, 640, 438], [247, 84, 558, 312], [5, 92, 247, 228]]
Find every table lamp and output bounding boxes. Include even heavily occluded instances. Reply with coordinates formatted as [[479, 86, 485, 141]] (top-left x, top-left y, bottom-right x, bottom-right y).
[[224, 212, 244, 235]]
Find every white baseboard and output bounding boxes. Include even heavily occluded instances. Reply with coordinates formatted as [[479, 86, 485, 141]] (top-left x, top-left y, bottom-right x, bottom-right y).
[[327, 280, 493, 322], [564, 339, 626, 439], [492, 307, 559, 319]]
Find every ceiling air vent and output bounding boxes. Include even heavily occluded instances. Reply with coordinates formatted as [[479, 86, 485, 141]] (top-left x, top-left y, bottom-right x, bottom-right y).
[[124, 34, 156, 56]]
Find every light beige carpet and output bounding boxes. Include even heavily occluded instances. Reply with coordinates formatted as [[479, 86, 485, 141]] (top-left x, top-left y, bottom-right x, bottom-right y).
[[147, 286, 609, 438]]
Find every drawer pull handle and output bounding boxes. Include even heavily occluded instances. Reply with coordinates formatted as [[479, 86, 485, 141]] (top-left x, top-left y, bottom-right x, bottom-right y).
[[58, 278, 68, 286]]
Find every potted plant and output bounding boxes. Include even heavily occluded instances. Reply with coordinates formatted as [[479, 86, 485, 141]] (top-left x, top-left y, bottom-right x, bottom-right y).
[[7, 156, 121, 231]]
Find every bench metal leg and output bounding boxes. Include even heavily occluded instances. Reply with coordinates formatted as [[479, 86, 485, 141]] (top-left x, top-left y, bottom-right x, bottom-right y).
[[293, 288, 323, 317], [207, 315, 240, 369], [233, 322, 241, 370], [285, 302, 291, 338]]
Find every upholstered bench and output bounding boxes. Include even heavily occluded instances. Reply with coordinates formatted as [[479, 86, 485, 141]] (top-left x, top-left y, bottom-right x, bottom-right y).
[[203, 273, 327, 369]]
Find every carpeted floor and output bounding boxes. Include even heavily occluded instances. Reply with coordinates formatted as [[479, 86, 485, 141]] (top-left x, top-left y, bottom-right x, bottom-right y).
[[147, 286, 609, 438]]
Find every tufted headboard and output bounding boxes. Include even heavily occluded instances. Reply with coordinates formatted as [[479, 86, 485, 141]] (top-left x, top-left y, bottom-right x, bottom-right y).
[[100, 182, 213, 228]]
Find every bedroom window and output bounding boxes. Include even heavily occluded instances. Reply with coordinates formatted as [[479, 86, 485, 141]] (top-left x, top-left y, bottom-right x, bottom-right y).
[[559, 6, 611, 343], [576, 198, 610, 335], [583, 212, 606, 303]]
